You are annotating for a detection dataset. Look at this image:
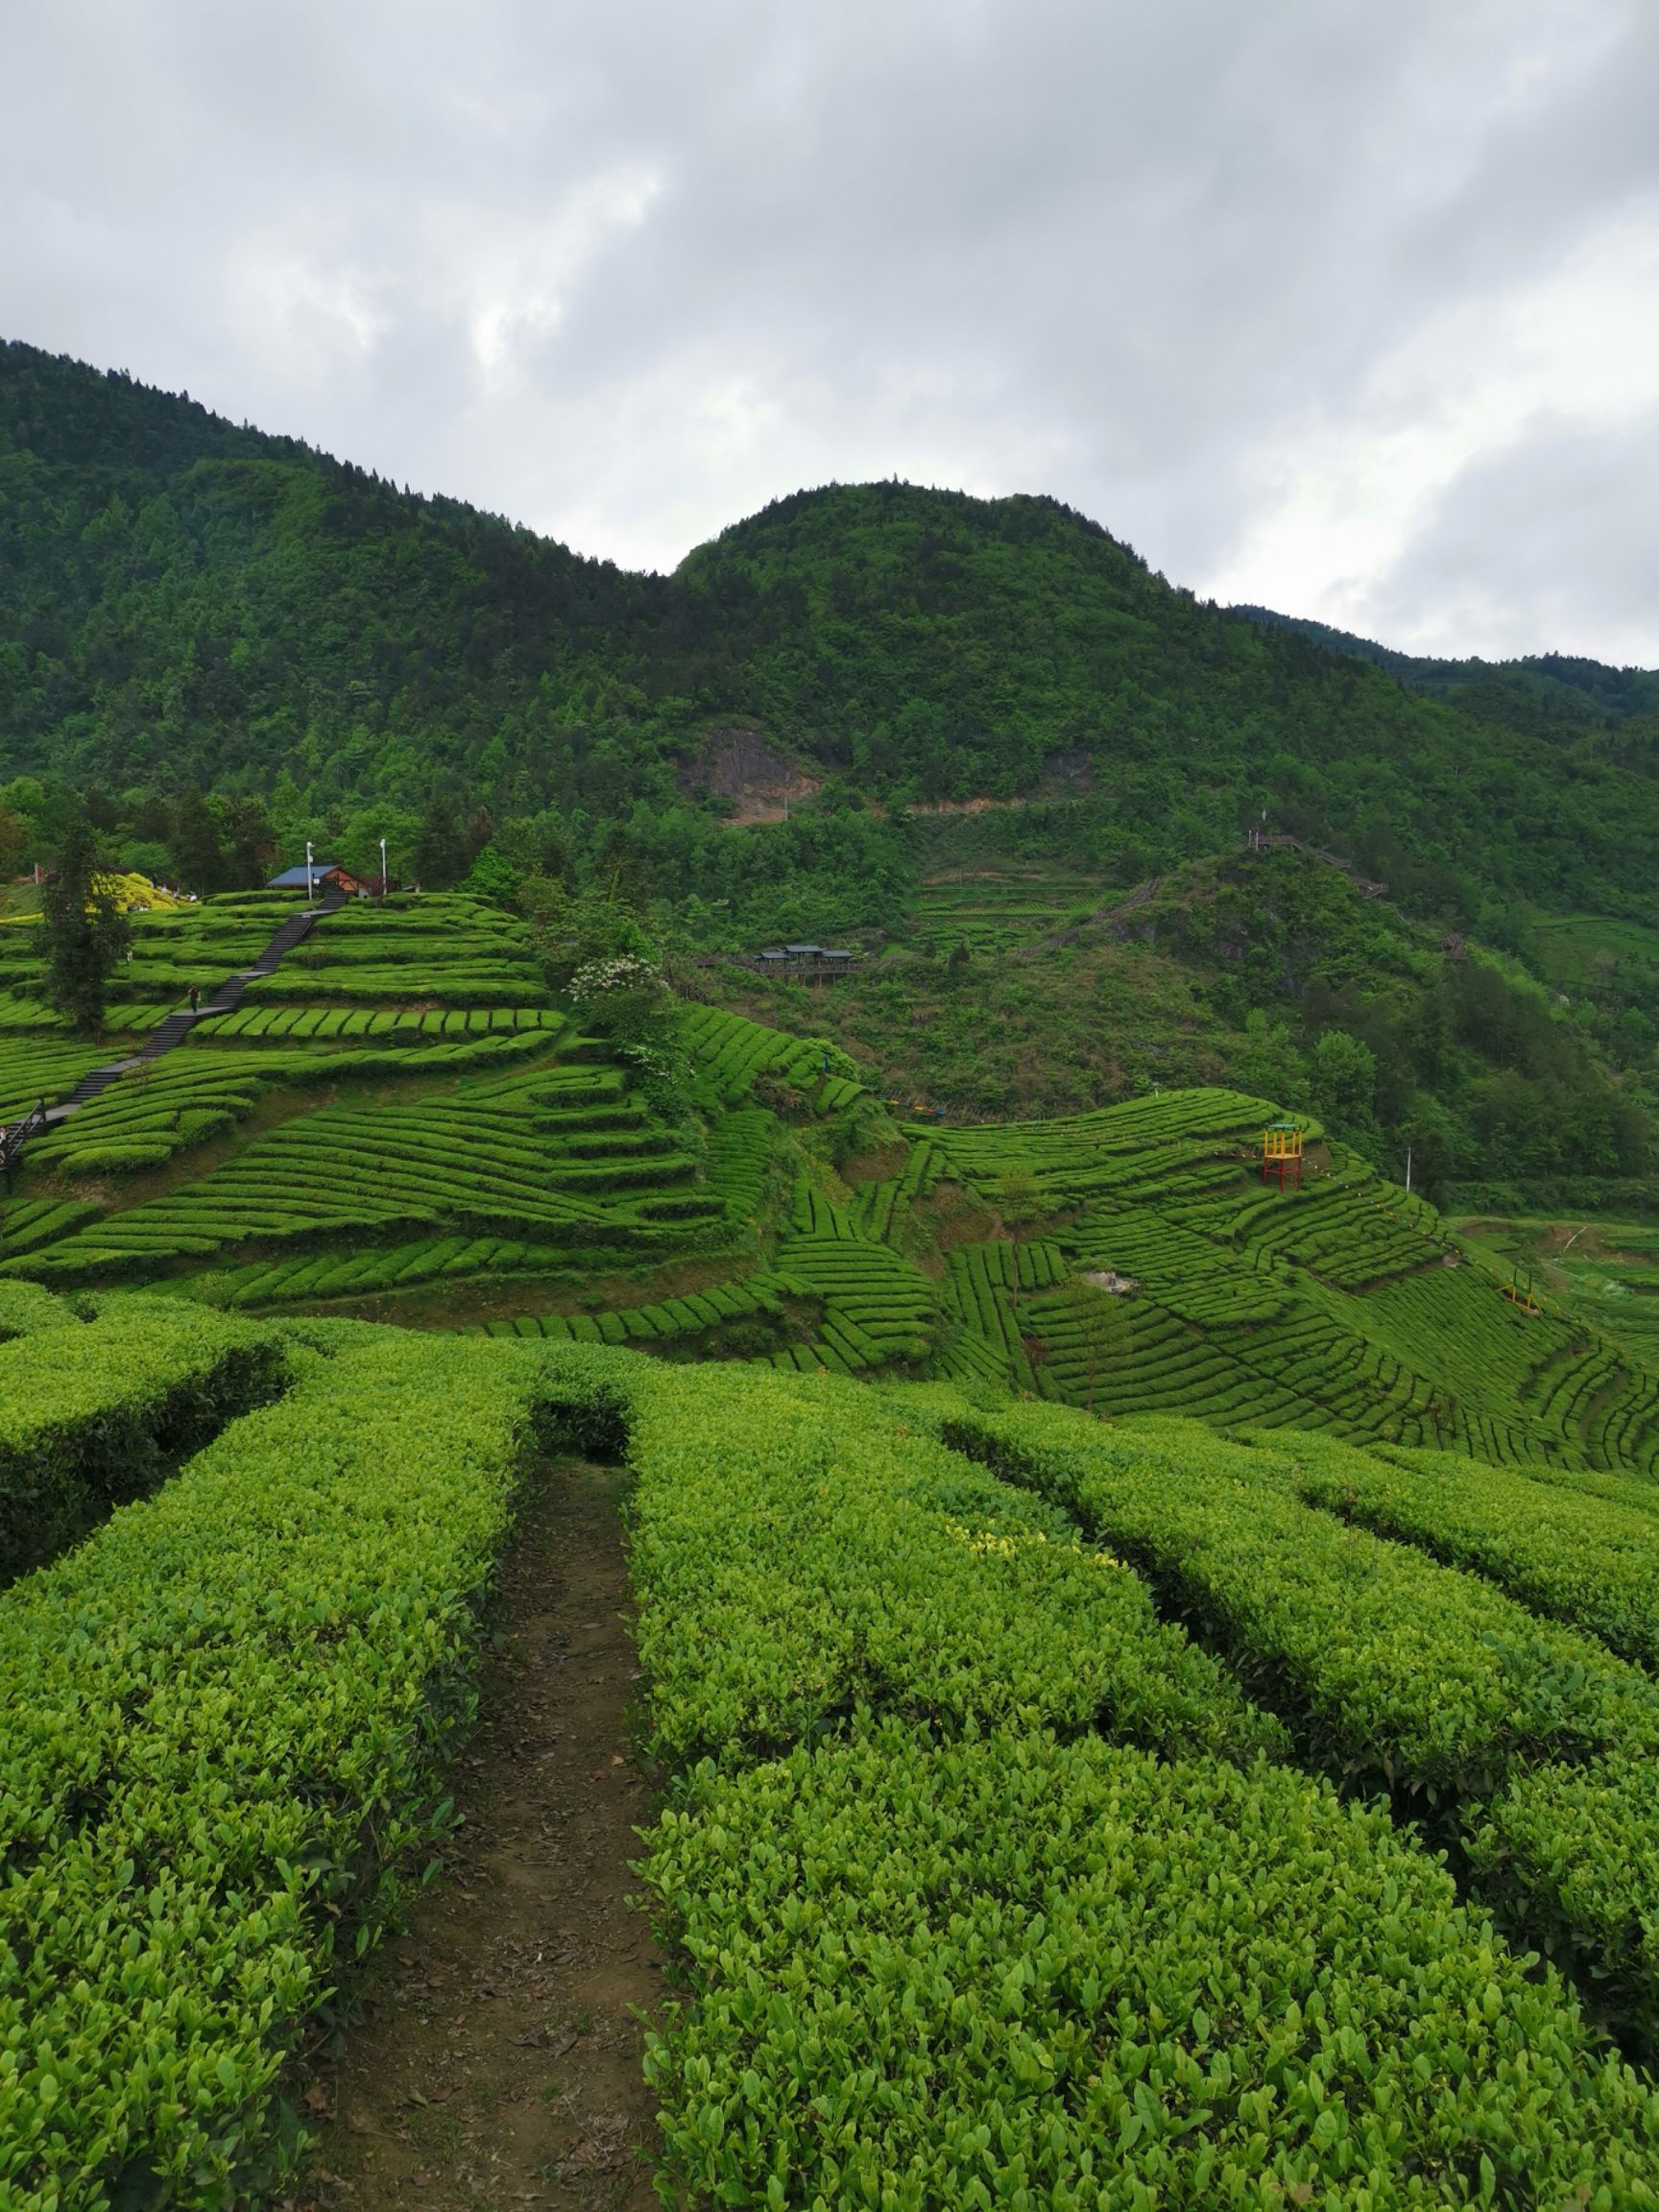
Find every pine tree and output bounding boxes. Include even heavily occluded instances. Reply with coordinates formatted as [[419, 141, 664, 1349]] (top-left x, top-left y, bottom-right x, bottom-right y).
[[42, 817, 131, 1035]]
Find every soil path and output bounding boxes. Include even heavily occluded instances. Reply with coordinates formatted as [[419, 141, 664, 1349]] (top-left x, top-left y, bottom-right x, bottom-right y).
[[297, 1459, 662, 2212]]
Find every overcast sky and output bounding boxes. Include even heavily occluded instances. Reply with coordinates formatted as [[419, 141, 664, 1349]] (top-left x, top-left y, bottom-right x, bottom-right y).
[[3, 0, 1655, 664]]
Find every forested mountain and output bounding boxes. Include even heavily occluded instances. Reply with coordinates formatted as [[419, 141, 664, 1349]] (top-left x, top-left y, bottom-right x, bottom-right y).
[[5, 335, 1659, 930], [1231, 602, 1659, 758]]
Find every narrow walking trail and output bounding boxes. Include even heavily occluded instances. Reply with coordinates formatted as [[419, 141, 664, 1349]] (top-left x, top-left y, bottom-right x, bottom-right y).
[[297, 1460, 662, 2212], [41, 889, 346, 1125]]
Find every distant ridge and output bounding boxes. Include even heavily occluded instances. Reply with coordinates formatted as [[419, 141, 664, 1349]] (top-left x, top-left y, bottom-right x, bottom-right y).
[[1230, 603, 1659, 733], [3, 333, 1659, 924]]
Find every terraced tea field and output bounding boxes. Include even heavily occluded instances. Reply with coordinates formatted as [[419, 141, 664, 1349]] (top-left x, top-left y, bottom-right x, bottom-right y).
[[908, 865, 1105, 953], [0, 895, 734, 1302], [0, 891, 307, 1032], [1457, 1214, 1659, 1371], [8, 898, 1658, 1486], [907, 1096, 1659, 1481], [12, 899, 1659, 2203], [8, 1304, 1659, 2206]]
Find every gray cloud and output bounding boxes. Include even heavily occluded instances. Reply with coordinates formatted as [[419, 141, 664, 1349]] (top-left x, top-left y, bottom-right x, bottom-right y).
[[1357, 411, 1659, 663], [1, 0, 1654, 660]]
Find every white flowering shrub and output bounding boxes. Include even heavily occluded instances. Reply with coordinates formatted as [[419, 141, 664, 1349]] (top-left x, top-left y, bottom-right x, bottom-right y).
[[568, 953, 669, 1005]]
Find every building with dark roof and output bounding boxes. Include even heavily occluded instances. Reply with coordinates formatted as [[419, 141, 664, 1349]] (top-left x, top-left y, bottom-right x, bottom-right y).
[[267, 861, 369, 895]]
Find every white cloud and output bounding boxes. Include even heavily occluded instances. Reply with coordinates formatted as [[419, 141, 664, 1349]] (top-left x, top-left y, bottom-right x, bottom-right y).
[[1207, 201, 1659, 650], [0, 0, 1653, 659]]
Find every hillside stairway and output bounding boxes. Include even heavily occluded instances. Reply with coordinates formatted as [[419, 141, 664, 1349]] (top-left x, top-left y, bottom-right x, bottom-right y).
[[29, 893, 348, 1133]]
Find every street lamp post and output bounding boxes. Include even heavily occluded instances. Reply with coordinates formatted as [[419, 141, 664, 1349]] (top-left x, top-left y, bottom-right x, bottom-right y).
[[305, 840, 314, 904], [379, 836, 388, 899]]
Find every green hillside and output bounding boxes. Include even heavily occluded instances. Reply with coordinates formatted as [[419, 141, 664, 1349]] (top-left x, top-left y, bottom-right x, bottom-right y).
[[703, 839, 1656, 1212], [4, 892, 1654, 1482], [1233, 600, 1659, 759], [8, 337, 1659, 931]]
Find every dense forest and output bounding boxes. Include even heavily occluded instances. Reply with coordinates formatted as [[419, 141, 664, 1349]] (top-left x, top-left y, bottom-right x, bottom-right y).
[[5, 336, 1659, 931], [1232, 603, 1659, 756]]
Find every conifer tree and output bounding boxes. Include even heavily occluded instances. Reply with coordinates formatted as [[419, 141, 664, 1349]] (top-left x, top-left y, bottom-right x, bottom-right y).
[[42, 816, 131, 1035]]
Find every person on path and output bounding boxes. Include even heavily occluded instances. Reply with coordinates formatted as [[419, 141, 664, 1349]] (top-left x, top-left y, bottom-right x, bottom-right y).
[[187, 985, 200, 1013]]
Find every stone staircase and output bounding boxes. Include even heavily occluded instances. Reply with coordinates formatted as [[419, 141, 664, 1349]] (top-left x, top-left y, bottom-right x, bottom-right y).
[[27, 893, 349, 1136]]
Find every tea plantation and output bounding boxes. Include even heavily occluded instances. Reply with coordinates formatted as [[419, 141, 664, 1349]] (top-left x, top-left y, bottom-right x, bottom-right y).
[[6, 1312, 1659, 2205], [7, 891, 1659, 2204]]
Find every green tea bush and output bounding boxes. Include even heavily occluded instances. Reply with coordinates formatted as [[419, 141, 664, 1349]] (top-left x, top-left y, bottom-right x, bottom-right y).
[[52, 1139, 176, 1174], [621, 1361, 1278, 1767], [0, 1326, 562, 2210], [931, 1397, 1659, 2048], [643, 1726, 1659, 2209], [0, 1297, 290, 1581], [1264, 1428, 1659, 1672], [1470, 1753, 1659, 2053], [0, 1281, 73, 1340], [599, 1353, 1659, 2201], [933, 1402, 1659, 1798]]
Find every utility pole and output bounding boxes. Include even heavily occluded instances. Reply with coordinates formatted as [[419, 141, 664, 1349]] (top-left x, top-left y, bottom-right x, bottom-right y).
[[305, 840, 315, 903], [1405, 1144, 1412, 1194], [379, 835, 388, 898]]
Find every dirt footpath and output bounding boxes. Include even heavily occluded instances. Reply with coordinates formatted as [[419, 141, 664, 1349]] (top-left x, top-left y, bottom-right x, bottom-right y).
[[296, 1460, 662, 2212]]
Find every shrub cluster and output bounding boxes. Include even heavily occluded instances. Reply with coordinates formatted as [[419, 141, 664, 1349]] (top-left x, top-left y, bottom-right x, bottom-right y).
[[0, 1325, 558, 2208], [933, 1396, 1659, 2050], [0, 1295, 290, 1581]]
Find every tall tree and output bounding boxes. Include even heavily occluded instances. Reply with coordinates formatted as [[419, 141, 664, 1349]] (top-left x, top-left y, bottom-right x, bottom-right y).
[[0, 805, 27, 878], [169, 787, 226, 892], [463, 804, 497, 866], [218, 795, 277, 889], [595, 822, 650, 912], [42, 816, 131, 1035], [412, 799, 466, 889]]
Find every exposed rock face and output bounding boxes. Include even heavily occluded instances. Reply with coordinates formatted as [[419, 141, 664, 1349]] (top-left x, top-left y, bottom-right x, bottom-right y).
[[677, 725, 821, 822]]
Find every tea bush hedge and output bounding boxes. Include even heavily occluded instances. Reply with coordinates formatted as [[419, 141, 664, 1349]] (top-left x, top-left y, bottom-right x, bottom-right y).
[[0, 1281, 73, 1341], [0, 1326, 560, 2210], [933, 1397, 1659, 2049], [644, 1727, 1659, 2209], [614, 1358, 1283, 1767], [1264, 1427, 1659, 1674], [601, 1354, 1659, 2203], [0, 1296, 290, 1582]]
